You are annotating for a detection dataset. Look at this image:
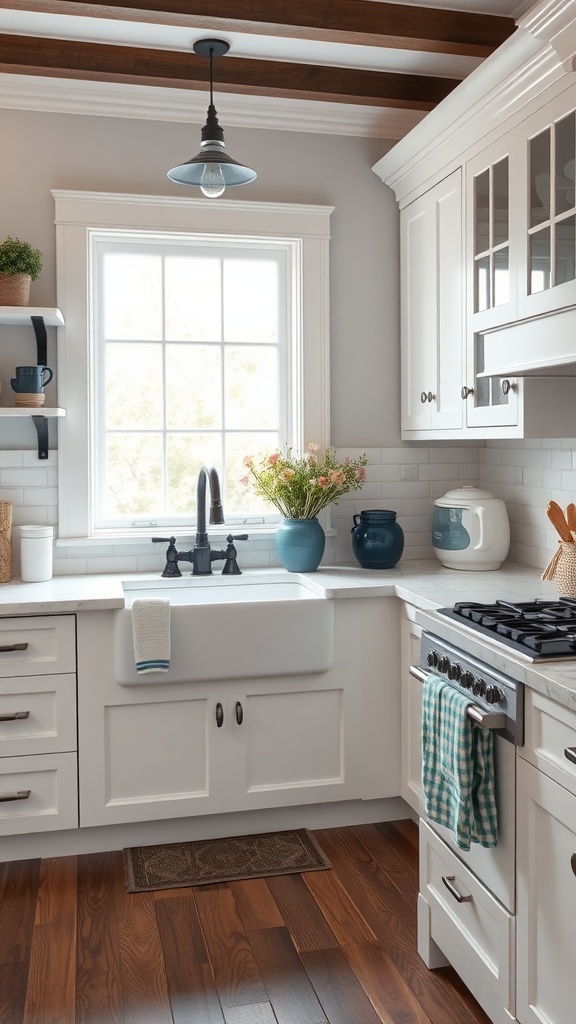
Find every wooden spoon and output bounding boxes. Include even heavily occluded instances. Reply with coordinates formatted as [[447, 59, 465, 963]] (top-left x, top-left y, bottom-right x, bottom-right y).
[[547, 500, 573, 542], [567, 502, 576, 537]]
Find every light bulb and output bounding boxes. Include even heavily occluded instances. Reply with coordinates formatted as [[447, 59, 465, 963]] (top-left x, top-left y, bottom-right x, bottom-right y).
[[200, 162, 226, 198]]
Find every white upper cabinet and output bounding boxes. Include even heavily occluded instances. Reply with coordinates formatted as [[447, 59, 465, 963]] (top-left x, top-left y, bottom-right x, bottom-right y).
[[400, 169, 464, 436]]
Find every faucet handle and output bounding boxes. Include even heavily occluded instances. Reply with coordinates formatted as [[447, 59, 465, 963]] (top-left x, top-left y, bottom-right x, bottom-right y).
[[222, 534, 249, 575], [152, 536, 182, 578]]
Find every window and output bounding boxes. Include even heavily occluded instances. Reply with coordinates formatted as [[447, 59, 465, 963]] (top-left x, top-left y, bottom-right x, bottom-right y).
[[53, 192, 332, 542]]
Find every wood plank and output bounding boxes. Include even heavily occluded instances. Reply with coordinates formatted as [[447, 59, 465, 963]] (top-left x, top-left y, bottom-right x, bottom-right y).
[[299, 946, 382, 1024], [353, 823, 419, 897], [0, 964, 29, 1024], [248, 925, 328, 1024], [228, 877, 285, 931], [75, 851, 123, 1023], [154, 892, 227, 1022], [194, 886, 269, 1009], [314, 829, 487, 1024], [343, 940, 432, 1024], [382, 818, 419, 856], [0, 35, 457, 109], [0, 857, 41, 963], [23, 857, 77, 1024], [302, 867, 378, 946], [224, 1003, 278, 1024], [118, 892, 174, 1024], [20, 1, 516, 55], [266, 873, 339, 953]]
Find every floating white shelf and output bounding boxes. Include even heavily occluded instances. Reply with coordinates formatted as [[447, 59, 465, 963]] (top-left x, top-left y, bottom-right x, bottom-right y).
[[0, 408, 65, 417], [0, 308, 66, 458], [0, 307, 64, 327]]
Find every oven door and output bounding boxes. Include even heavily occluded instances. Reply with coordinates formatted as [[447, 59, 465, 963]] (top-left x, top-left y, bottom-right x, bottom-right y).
[[422, 732, 515, 912]]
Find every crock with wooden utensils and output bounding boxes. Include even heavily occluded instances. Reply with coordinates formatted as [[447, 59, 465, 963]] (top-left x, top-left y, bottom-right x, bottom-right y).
[[542, 501, 576, 596]]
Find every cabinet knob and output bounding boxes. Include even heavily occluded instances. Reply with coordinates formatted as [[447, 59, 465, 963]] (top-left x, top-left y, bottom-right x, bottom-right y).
[[564, 746, 576, 765], [420, 391, 435, 403], [420, 391, 429, 403], [215, 702, 224, 728], [572, 853, 576, 877], [461, 386, 474, 399], [501, 379, 516, 396], [235, 701, 244, 725]]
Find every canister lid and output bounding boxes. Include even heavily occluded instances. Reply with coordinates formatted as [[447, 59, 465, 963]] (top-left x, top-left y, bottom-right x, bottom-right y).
[[20, 525, 53, 539], [435, 486, 496, 506]]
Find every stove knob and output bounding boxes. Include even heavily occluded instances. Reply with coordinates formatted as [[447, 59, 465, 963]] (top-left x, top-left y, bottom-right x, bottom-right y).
[[426, 651, 435, 667], [447, 663, 458, 680], [461, 671, 474, 689], [473, 678, 486, 697], [439, 656, 450, 674], [485, 685, 498, 704]]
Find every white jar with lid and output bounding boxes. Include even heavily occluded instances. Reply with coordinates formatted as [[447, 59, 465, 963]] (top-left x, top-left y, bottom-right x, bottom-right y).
[[20, 525, 53, 582]]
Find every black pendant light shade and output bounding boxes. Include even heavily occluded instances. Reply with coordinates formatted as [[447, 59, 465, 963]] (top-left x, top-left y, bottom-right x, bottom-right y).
[[167, 39, 257, 198]]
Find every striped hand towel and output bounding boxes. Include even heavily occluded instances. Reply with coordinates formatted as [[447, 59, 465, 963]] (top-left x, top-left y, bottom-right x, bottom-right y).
[[132, 599, 171, 674], [422, 675, 498, 851]]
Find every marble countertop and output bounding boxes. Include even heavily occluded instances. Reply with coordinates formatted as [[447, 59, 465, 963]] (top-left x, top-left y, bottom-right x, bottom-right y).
[[2, 558, 575, 710]]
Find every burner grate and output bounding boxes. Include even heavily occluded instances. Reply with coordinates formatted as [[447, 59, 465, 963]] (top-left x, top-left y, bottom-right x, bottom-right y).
[[440, 599, 576, 660]]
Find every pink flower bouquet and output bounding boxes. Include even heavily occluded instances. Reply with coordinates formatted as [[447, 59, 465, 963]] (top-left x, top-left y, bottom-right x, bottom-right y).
[[241, 443, 367, 519]]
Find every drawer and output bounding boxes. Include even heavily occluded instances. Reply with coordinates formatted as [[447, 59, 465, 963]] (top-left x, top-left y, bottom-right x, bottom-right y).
[[419, 820, 513, 1011], [0, 615, 76, 678], [0, 752, 78, 835], [0, 674, 76, 756], [521, 689, 576, 797]]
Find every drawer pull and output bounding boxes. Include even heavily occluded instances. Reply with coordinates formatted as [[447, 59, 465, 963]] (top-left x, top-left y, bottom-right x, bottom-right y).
[[235, 701, 244, 725], [0, 643, 28, 653], [565, 747, 576, 766], [0, 789, 31, 803], [0, 711, 30, 722], [215, 702, 224, 728], [442, 874, 473, 904]]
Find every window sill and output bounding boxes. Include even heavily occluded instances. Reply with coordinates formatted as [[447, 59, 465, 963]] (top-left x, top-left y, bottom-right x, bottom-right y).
[[56, 524, 337, 549]]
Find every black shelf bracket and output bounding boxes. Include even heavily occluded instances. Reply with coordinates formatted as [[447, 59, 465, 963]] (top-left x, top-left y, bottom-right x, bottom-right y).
[[30, 316, 48, 367], [31, 416, 49, 460]]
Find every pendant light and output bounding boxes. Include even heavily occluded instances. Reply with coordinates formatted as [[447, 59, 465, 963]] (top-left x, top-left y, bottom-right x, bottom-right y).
[[167, 38, 257, 198]]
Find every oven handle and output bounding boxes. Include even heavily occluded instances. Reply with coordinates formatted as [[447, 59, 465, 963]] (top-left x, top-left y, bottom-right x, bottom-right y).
[[409, 665, 507, 731]]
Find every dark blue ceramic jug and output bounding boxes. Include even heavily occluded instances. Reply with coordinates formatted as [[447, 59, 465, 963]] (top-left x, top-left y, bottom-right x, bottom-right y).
[[351, 509, 404, 569]]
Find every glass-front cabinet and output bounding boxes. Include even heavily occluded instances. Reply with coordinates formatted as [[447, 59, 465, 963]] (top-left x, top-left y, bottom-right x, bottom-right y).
[[520, 98, 576, 318], [465, 139, 520, 428]]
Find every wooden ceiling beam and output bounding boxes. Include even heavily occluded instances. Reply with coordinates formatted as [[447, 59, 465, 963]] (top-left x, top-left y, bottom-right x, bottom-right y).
[[0, 33, 459, 108], [1, 1, 517, 58]]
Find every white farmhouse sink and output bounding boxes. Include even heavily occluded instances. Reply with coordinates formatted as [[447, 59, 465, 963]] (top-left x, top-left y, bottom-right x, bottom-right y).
[[114, 576, 334, 684]]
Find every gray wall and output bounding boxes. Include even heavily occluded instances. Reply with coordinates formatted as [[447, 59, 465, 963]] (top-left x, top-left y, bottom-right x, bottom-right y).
[[0, 108, 400, 449]]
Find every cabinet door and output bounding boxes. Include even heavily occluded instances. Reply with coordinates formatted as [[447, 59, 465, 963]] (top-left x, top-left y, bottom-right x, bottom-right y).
[[226, 675, 360, 811], [466, 139, 520, 428], [516, 757, 576, 1024], [401, 169, 463, 434], [518, 95, 576, 320], [400, 606, 422, 814]]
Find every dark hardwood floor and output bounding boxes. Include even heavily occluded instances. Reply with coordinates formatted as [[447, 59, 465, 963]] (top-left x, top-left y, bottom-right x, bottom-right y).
[[0, 819, 492, 1024]]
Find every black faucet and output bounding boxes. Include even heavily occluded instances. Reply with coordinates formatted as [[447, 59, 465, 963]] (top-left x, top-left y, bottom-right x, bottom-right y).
[[152, 465, 248, 576]]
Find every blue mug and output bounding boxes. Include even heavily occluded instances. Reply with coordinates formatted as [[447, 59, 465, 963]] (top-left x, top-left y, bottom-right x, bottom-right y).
[[10, 366, 54, 394]]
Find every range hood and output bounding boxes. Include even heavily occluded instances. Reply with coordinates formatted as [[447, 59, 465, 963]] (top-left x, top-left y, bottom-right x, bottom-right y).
[[478, 304, 576, 378]]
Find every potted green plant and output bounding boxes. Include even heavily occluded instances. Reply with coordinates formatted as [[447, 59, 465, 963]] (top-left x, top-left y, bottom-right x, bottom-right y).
[[0, 236, 43, 306]]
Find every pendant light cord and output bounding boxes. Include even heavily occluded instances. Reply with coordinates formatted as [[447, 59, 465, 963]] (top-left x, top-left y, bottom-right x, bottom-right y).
[[209, 46, 214, 107]]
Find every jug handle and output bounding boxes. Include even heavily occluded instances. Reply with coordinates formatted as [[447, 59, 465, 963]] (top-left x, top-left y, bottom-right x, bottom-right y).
[[472, 506, 490, 551], [352, 514, 361, 530]]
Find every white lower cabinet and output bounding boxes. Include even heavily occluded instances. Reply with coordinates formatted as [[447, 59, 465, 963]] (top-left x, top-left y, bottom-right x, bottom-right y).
[[0, 614, 78, 836], [76, 598, 400, 827], [516, 689, 576, 1024]]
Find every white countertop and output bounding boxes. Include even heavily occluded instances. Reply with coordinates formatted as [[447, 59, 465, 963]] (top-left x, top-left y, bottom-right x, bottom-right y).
[[3, 558, 575, 710]]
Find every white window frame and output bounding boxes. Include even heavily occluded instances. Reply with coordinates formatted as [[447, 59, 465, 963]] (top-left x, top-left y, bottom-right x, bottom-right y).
[[52, 191, 332, 543]]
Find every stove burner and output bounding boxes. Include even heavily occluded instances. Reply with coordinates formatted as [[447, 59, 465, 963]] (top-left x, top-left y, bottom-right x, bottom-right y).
[[441, 599, 576, 660]]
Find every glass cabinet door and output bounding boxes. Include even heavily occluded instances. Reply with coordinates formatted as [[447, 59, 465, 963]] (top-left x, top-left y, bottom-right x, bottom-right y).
[[466, 142, 519, 427], [520, 101, 576, 317]]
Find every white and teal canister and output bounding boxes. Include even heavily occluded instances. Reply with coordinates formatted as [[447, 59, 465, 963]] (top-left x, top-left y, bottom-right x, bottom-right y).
[[432, 486, 510, 570], [351, 509, 404, 569]]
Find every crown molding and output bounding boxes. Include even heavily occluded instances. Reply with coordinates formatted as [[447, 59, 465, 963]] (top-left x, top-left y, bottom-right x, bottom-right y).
[[0, 73, 426, 140]]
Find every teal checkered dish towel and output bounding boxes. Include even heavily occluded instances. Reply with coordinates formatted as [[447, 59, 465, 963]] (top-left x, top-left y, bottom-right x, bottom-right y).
[[422, 675, 498, 851]]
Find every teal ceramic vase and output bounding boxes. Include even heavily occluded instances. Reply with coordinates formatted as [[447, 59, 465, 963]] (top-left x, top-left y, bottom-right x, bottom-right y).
[[351, 509, 404, 569], [275, 517, 326, 572]]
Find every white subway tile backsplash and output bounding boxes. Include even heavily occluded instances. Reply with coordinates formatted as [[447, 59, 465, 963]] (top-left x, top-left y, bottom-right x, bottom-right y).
[[3, 436, 575, 575]]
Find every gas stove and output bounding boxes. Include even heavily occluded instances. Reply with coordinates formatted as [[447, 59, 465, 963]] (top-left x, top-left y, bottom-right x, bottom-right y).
[[438, 598, 576, 661]]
